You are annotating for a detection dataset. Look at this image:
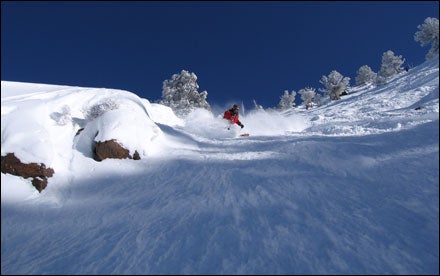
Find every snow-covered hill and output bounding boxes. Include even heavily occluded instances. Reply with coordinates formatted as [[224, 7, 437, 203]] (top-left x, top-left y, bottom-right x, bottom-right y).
[[1, 58, 438, 274]]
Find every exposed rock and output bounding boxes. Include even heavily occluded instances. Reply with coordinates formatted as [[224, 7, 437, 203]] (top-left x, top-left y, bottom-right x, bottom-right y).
[[1, 153, 54, 192], [133, 151, 141, 160], [32, 177, 48, 193], [93, 139, 141, 161]]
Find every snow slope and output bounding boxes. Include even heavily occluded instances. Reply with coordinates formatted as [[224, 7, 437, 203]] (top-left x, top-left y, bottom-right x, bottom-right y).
[[1, 58, 438, 274]]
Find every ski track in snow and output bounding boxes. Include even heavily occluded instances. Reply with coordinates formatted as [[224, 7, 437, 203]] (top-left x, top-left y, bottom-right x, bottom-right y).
[[2, 125, 438, 274]]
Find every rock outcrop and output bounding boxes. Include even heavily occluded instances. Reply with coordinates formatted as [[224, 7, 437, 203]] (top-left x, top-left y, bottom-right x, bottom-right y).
[[1, 153, 55, 192], [93, 139, 140, 161]]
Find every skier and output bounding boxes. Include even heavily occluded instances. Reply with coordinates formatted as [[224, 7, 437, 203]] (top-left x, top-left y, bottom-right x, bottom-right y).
[[223, 104, 244, 129]]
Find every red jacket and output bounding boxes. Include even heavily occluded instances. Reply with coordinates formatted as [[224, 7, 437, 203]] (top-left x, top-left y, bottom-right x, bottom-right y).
[[223, 109, 242, 125]]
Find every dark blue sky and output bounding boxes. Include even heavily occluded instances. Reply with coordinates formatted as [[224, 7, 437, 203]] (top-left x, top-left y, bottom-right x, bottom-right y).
[[2, 1, 438, 109]]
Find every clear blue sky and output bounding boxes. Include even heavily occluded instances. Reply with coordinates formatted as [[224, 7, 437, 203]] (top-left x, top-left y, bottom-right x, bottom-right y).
[[2, 1, 438, 109]]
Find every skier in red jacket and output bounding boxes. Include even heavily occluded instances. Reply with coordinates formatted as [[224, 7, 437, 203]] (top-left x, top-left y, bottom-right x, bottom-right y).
[[223, 104, 244, 129]]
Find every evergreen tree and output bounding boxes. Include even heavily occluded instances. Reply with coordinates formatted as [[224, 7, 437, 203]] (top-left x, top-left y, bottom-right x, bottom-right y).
[[355, 65, 377, 86], [82, 98, 119, 121], [277, 90, 296, 110], [159, 70, 211, 116], [414, 17, 439, 60], [319, 70, 350, 100], [298, 87, 316, 109], [376, 50, 405, 86], [313, 93, 323, 107]]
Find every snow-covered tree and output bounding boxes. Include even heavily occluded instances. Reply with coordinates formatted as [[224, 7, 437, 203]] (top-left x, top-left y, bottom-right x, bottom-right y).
[[298, 87, 316, 109], [414, 17, 439, 60], [159, 70, 211, 116], [313, 93, 323, 106], [376, 50, 405, 86], [82, 98, 119, 121], [319, 70, 350, 100], [277, 90, 296, 110], [355, 65, 377, 86]]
